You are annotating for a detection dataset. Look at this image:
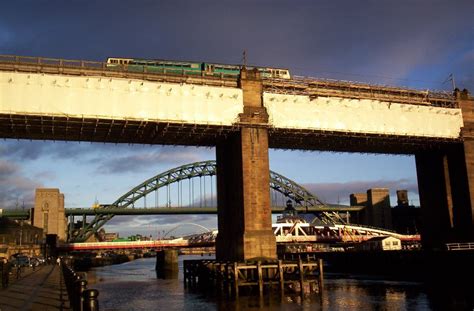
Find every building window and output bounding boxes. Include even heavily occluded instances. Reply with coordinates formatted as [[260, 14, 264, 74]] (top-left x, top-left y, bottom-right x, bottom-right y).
[[392, 241, 399, 246], [43, 212, 49, 234]]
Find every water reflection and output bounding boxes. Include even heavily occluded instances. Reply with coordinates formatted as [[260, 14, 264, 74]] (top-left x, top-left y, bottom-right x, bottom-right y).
[[86, 256, 472, 310], [156, 268, 178, 279]]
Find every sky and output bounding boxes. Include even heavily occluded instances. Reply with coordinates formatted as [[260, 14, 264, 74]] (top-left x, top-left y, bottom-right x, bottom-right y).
[[1, 0, 473, 237]]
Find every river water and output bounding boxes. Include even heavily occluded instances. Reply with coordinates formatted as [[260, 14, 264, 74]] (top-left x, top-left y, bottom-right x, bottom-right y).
[[86, 256, 472, 310]]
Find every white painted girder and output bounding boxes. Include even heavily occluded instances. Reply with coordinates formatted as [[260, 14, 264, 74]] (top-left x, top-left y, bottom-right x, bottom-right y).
[[264, 93, 463, 138], [0, 71, 464, 139], [0, 71, 243, 126]]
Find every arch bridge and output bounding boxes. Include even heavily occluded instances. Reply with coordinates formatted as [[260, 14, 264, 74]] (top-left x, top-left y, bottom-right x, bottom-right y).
[[70, 160, 348, 242]]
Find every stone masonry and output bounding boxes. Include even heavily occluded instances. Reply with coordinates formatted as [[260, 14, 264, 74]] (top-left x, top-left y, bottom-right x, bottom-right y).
[[215, 68, 276, 261], [33, 188, 67, 242]]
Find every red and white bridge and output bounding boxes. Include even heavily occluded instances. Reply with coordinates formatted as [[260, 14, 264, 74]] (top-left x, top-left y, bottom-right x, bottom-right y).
[[59, 222, 420, 251]]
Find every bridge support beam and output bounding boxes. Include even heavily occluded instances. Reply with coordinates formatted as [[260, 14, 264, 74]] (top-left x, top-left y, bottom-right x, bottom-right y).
[[416, 90, 474, 249], [215, 68, 276, 261], [456, 90, 474, 241], [415, 152, 454, 249]]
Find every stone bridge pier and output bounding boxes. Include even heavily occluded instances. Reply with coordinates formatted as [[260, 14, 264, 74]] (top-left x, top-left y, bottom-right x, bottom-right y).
[[215, 68, 276, 261], [416, 90, 474, 249]]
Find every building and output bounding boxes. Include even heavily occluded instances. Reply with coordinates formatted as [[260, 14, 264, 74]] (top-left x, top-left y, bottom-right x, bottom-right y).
[[33, 188, 67, 242], [350, 188, 392, 229], [391, 190, 421, 234], [358, 236, 402, 251], [103, 232, 119, 242], [0, 217, 43, 258]]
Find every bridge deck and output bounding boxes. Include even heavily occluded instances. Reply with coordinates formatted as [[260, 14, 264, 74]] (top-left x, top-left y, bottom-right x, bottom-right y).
[[0, 55, 463, 154]]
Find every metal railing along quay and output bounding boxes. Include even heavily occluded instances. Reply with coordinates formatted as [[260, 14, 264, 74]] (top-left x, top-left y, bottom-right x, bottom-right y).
[[60, 258, 99, 311]]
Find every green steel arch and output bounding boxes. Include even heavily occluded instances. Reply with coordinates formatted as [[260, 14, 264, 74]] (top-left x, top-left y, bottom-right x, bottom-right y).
[[72, 160, 343, 242]]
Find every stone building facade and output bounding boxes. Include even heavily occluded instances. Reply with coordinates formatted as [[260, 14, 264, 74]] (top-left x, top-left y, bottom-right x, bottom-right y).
[[0, 218, 43, 257], [350, 188, 392, 229], [33, 188, 67, 242]]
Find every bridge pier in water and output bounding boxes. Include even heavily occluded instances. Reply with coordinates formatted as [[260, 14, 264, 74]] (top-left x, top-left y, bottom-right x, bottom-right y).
[[155, 249, 179, 278], [416, 90, 474, 249], [215, 68, 276, 261]]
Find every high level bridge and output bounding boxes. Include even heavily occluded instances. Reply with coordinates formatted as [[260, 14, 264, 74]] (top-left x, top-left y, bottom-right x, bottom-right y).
[[1, 55, 473, 260]]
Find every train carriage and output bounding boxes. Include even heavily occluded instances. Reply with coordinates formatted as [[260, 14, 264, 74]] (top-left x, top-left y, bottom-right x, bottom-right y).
[[260, 67, 291, 79], [202, 62, 240, 77], [106, 57, 291, 79], [106, 58, 202, 75]]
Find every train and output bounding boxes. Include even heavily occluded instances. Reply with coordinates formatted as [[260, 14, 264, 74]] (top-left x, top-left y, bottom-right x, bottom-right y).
[[106, 57, 291, 79]]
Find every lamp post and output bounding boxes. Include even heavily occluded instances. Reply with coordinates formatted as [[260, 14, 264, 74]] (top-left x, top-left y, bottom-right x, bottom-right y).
[[19, 220, 24, 253]]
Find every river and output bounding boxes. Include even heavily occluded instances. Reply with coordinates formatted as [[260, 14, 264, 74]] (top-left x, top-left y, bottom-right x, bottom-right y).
[[86, 255, 472, 310]]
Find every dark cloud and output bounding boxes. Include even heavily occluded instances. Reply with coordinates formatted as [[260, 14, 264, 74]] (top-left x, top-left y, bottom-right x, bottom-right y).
[[0, 141, 47, 161], [0, 160, 42, 208], [0, 0, 472, 91], [0, 140, 157, 162], [0, 140, 86, 161], [303, 179, 418, 205], [94, 148, 212, 174], [0, 140, 214, 175], [0, 159, 17, 176], [455, 49, 474, 91]]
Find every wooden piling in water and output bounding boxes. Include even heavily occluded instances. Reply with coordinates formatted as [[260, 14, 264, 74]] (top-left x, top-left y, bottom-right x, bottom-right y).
[[183, 258, 323, 297]]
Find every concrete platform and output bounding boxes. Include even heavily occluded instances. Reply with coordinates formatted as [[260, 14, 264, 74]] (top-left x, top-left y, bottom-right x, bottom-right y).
[[0, 264, 70, 311]]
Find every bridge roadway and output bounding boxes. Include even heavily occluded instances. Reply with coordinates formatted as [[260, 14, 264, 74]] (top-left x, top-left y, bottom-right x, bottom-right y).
[[0, 205, 363, 219]]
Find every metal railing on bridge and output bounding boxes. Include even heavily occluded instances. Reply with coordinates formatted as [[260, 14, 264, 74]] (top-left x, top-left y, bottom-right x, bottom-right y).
[[264, 76, 457, 108], [0, 54, 458, 108], [0, 54, 238, 88], [445, 242, 474, 251]]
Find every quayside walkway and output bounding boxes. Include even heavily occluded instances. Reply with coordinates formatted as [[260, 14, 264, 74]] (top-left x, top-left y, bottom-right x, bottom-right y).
[[0, 264, 70, 311]]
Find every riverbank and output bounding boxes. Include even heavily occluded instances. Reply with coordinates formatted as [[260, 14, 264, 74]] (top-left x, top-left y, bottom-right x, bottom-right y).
[[71, 253, 134, 271], [0, 264, 70, 310]]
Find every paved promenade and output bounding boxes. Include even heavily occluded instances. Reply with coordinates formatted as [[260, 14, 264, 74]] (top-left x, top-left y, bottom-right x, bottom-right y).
[[0, 264, 70, 311]]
